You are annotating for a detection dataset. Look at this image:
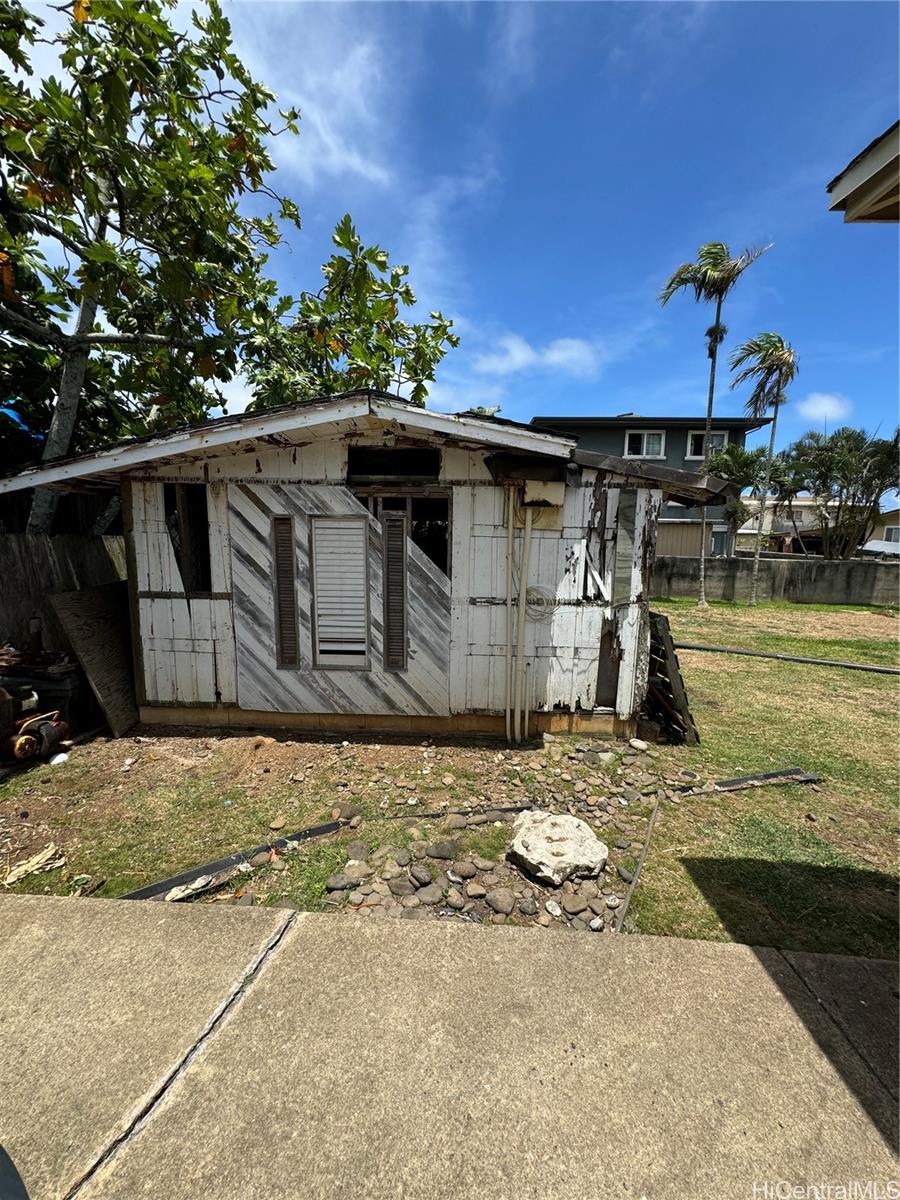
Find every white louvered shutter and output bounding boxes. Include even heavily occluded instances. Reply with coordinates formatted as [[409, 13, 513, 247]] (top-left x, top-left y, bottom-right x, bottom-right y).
[[311, 517, 369, 667]]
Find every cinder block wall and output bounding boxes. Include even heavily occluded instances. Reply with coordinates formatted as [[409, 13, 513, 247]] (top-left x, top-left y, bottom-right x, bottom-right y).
[[651, 555, 899, 606]]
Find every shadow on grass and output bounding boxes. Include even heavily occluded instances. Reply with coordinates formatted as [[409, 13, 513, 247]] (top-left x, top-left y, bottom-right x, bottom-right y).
[[683, 857, 899, 1148]]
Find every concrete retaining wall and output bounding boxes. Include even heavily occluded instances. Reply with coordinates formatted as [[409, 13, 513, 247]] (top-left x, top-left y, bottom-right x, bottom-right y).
[[0, 535, 127, 651], [651, 554, 899, 606]]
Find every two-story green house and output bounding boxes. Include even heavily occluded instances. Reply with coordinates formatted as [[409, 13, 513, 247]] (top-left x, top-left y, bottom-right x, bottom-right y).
[[530, 413, 769, 557]]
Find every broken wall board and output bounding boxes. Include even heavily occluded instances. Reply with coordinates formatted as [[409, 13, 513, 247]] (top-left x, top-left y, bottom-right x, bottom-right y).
[[50, 581, 138, 737]]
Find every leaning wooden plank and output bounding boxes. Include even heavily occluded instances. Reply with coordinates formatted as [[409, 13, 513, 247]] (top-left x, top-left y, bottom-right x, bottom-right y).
[[50, 580, 139, 737], [653, 615, 699, 745]]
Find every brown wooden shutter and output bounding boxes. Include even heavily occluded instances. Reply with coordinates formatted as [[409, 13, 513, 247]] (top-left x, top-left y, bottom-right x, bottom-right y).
[[272, 516, 299, 667], [382, 512, 408, 671]]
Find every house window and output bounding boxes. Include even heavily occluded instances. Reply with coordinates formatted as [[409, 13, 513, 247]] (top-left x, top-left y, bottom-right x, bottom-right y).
[[624, 430, 665, 459], [711, 527, 729, 557], [163, 483, 212, 594], [686, 430, 727, 460], [382, 512, 408, 671], [310, 516, 369, 669], [885, 527, 900, 543], [352, 492, 450, 576], [271, 516, 299, 668]]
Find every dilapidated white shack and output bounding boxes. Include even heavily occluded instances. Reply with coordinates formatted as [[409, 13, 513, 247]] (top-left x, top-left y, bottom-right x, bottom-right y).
[[0, 391, 734, 740]]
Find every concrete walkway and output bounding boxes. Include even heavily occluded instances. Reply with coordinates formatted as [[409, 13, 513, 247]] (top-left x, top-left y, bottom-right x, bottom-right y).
[[1, 895, 896, 1200]]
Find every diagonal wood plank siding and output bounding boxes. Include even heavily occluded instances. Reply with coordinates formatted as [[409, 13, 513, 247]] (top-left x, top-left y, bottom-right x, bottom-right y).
[[229, 482, 450, 716]]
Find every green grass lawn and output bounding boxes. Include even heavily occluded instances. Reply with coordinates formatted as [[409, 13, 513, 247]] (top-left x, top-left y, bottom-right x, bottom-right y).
[[630, 599, 898, 958]]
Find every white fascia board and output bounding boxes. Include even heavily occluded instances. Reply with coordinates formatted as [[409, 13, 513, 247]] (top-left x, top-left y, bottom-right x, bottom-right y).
[[829, 126, 900, 210], [371, 398, 575, 457], [0, 396, 372, 495]]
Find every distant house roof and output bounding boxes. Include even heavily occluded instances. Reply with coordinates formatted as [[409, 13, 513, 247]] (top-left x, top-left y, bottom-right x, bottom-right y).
[[530, 414, 769, 432], [860, 539, 900, 557], [827, 121, 899, 223]]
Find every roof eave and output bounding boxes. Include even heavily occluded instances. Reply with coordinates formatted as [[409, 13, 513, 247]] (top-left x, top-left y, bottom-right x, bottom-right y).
[[0, 393, 575, 496], [572, 448, 739, 507]]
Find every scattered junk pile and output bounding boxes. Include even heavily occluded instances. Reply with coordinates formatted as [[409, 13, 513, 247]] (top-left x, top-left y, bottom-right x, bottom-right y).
[[0, 642, 76, 769]]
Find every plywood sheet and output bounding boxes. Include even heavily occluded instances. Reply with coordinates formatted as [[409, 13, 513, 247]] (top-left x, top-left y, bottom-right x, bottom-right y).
[[51, 581, 138, 736]]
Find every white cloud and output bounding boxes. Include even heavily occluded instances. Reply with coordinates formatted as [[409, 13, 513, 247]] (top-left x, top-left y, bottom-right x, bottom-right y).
[[424, 378, 507, 414], [226, 4, 395, 190], [474, 334, 598, 378], [485, 3, 537, 98], [796, 392, 853, 424], [396, 161, 499, 318], [472, 320, 656, 381]]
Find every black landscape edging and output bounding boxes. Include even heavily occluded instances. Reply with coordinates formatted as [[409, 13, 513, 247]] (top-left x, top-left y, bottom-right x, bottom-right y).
[[120, 819, 348, 901]]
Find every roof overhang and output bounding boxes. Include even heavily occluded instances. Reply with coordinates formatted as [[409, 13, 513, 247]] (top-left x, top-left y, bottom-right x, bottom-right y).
[[827, 122, 900, 223], [0, 391, 576, 495], [571, 449, 739, 507]]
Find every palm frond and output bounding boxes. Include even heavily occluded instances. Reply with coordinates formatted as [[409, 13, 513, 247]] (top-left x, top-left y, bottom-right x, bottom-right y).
[[659, 242, 772, 308], [730, 332, 799, 418]]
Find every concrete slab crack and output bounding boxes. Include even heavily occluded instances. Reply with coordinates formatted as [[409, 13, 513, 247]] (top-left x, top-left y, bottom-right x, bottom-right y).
[[61, 911, 298, 1200]]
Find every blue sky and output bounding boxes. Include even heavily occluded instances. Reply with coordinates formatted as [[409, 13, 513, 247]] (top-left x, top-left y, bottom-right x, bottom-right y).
[[218, 0, 898, 454]]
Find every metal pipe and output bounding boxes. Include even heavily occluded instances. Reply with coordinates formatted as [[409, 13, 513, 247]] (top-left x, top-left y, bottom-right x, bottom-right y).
[[673, 641, 900, 676], [513, 505, 533, 743], [523, 659, 531, 742], [505, 485, 515, 743]]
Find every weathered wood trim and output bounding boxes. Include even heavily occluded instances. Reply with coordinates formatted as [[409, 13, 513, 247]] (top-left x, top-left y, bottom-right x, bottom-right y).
[[137, 590, 232, 600], [121, 479, 148, 708], [138, 703, 635, 738]]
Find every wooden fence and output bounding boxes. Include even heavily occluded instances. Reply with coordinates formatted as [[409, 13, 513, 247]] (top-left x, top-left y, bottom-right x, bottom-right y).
[[0, 535, 127, 652]]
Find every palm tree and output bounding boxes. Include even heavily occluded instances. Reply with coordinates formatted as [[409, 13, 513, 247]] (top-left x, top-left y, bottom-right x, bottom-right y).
[[706, 442, 768, 554], [660, 242, 771, 606], [730, 333, 800, 605]]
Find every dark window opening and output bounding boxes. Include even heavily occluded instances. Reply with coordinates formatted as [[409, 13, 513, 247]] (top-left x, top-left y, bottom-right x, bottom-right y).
[[351, 491, 450, 576], [410, 497, 449, 575], [163, 483, 212, 593], [272, 516, 300, 668], [347, 446, 440, 482]]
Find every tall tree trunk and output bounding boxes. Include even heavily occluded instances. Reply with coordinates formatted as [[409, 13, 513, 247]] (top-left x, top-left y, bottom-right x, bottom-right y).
[[789, 503, 808, 555], [750, 401, 779, 606], [697, 294, 723, 608], [26, 206, 107, 535]]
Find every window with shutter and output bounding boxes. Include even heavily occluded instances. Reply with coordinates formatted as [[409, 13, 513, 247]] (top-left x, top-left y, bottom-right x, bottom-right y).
[[272, 516, 299, 668], [382, 512, 408, 671], [311, 516, 369, 668]]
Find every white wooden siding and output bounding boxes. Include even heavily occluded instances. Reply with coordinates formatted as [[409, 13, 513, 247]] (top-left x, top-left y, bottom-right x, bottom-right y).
[[129, 441, 658, 722], [132, 481, 237, 704]]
